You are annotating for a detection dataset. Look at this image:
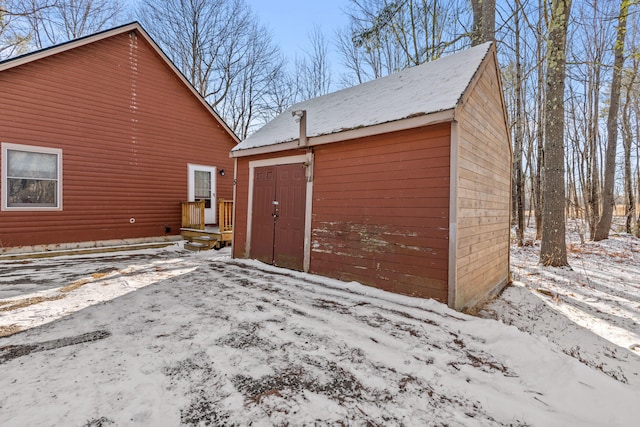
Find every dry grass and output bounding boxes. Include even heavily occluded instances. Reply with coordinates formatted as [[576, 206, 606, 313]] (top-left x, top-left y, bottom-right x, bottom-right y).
[[567, 243, 632, 259], [0, 271, 115, 319], [0, 295, 65, 313], [58, 271, 113, 294], [59, 278, 91, 293], [0, 324, 22, 337]]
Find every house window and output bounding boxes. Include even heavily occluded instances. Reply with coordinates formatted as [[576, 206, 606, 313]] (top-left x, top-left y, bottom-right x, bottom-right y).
[[1, 143, 62, 211]]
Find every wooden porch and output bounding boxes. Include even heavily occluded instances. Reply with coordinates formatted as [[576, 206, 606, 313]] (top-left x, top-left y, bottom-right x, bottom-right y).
[[180, 199, 233, 251]]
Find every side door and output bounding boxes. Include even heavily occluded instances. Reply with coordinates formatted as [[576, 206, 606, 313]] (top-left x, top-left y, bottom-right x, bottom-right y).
[[250, 166, 277, 265], [250, 163, 306, 271], [273, 163, 307, 270], [188, 164, 217, 224]]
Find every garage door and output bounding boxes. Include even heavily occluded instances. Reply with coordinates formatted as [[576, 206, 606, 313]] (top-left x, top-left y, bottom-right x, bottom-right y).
[[251, 163, 307, 271]]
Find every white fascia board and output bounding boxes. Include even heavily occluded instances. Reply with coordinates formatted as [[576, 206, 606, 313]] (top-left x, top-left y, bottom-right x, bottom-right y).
[[0, 23, 140, 72], [230, 140, 302, 158], [230, 109, 455, 158]]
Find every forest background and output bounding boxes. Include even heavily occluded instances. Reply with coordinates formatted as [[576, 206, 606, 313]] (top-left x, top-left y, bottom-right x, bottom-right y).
[[2, 0, 639, 267]]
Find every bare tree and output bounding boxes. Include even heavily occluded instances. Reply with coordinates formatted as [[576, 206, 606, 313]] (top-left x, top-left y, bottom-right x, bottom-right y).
[[540, 0, 571, 267], [512, 0, 525, 246], [1, 0, 32, 58], [1, 0, 56, 56], [621, 57, 637, 234], [296, 26, 332, 100], [9, 0, 123, 49], [470, 0, 496, 45], [564, 0, 617, 239], [339, 0, 468, 83], [218, 22, 284, 139], [594, 0, 631, 241], [138, 0, 282, 137]]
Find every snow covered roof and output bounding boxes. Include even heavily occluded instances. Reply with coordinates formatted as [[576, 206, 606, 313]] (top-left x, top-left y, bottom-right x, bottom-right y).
[[232, 42, 493, 154]]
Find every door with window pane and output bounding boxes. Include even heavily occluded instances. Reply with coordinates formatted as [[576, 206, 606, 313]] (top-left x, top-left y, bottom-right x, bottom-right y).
[[188, 164, 216, 224]]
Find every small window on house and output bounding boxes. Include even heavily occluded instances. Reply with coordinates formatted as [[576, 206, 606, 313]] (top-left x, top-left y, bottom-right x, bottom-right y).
[[1, 143, 62, 211]]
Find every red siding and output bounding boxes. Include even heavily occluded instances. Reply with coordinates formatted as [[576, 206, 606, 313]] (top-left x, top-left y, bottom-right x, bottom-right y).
[[233, 125, 451, 303], [0, 30, 236, 248], [310, 124, 451, 302]]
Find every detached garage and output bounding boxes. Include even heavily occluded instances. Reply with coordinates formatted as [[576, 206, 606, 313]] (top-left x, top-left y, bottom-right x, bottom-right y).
[[231, 42, 511, 310]]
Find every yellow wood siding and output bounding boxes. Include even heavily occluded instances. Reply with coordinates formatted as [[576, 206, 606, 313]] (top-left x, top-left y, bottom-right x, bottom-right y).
[[452, 50, 511, 309]]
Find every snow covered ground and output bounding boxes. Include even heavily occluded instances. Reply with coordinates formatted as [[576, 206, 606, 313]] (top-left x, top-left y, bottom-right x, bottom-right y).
[[0, 228, 639, 426]]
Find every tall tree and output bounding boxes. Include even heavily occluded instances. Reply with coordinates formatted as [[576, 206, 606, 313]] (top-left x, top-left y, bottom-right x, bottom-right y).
[[540, 0, 571, 267], [621, 57, 637, 234], [470, 0, 496, 45], [512, 0, 525, 246], [533, 0, 546, 240], [137, 0, 282, 137], [0, 0, 32, 58], [11, 0, 123, 49], [594, 0, 631, 241], [295, 26, 332, 100], [340, 0, 468, 83]]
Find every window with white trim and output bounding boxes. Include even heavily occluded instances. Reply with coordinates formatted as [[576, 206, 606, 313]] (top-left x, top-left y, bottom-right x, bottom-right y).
[[1, 143, 62, 211]]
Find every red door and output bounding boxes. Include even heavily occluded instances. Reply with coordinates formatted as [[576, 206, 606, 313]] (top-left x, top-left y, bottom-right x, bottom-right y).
[[251, 164, 307, 271]]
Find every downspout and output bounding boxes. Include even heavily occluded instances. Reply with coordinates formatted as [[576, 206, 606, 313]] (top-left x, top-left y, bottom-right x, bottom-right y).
[[292, 110, 313, 272]]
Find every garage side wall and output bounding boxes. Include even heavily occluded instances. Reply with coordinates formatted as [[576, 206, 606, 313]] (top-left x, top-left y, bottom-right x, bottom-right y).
[[452, 53, 511, 309], [311, 124, 451, 302], [0, 31, 236, 249]]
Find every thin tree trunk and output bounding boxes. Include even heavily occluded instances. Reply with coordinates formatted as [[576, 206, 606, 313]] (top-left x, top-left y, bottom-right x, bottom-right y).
[[514, 0, 525, 246], [594, 0, 630, 240], [540, 0, 571, 267], [621, 54, 637, 234], [533, 0, 545, 240]]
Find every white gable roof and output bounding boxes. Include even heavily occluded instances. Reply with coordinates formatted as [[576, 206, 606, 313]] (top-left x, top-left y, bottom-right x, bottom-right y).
[[232, 42, 492, 154]]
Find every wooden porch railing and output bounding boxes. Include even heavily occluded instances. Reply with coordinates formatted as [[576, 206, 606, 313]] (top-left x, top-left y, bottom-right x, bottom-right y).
[[219, 199, 233, 232], [181, 200, 205, 230], [181, 199, 233, 231]]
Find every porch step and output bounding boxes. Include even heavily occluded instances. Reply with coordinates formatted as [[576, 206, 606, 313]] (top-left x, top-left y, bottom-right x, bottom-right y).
[[181, 229, 226, 251], [184, 241, 210, 252]]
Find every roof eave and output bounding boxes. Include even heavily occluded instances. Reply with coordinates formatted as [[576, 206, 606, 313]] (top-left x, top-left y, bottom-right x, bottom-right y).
[[230, 109, 455, 158], [0, 22, 141, 72]]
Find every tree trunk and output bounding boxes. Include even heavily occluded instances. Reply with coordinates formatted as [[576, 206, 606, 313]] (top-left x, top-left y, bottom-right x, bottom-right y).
[[513, 0, 525, 246], [621, 52, 637, 234], [470, 0, 496, 45], [594, 0, 630, 241], [540, 0, 571, 267], [533, 0, 545, 241]]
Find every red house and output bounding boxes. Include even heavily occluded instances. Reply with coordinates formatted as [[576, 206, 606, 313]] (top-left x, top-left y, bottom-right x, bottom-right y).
[[0, 23, 238, 254], [231, 43, 511, 310]]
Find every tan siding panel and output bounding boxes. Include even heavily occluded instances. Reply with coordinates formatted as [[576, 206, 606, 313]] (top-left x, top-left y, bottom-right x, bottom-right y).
[[453, 54, 511, 309]]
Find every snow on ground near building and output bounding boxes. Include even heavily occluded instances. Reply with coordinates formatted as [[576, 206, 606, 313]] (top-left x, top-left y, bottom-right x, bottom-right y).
[[0, 231, 639, 426]]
